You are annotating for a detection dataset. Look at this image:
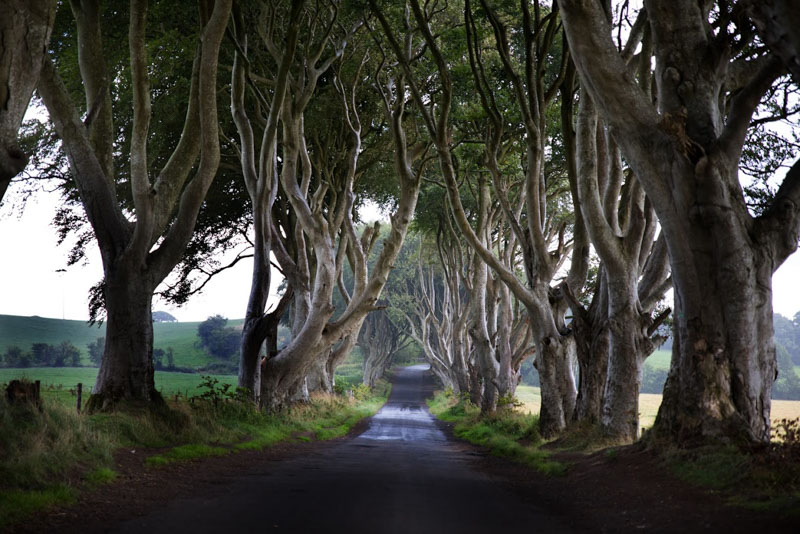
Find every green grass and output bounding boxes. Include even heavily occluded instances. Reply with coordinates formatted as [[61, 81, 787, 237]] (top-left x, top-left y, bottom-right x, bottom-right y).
[[644, 349, 671, 370], [146, 444, 229, 467], [85, 467, 117, 485], [427, 391, 565, 476], [663, 443, 800, 515], [0, 486, 76, 528]]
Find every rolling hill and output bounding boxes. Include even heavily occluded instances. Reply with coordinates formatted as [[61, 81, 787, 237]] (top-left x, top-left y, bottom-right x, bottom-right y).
[[0, 314, 244, 368]]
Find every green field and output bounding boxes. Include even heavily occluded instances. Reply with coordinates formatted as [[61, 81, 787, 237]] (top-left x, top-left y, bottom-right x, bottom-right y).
[[0, 367, 236, 402], [0, 314, 244, 368], [644, 349, 671, 370]]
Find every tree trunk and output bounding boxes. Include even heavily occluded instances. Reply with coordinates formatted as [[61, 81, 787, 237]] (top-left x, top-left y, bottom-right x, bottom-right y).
[[87, 268, 162, 410], [572, 318, 609, 425], [239, 318, 263, 398], [653, 178, 777, 444], [306, 357, 334, 394], [601, 304, 647, 441], [536, 334, 577, 438]]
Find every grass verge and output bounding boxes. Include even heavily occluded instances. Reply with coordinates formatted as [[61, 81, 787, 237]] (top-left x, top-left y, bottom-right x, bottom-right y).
[[661, 426, 800, 516], [0, 379, 390, 530], [427, 390, 565, 476]]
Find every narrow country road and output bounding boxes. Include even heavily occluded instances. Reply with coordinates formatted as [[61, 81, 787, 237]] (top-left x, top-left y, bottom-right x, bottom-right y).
[[115, 365, 575, 533]]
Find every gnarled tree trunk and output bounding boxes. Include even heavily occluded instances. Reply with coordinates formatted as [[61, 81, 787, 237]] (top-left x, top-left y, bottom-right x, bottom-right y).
[[559, 0, 798, 445]]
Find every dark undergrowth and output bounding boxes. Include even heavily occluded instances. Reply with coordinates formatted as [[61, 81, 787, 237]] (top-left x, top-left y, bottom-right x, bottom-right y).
[[427, 390, 565, 476], [0, 378, 390, 529], [658, 417, 800, 516], [429, 388, 800, 517]]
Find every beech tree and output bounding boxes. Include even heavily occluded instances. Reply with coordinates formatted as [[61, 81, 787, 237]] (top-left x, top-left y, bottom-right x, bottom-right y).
[[226, 2, 425, 409], [0, 0, 57, 204], [372, 0, 584, 434], [228, 0, 303, 397], [37, 0, 232, 409], [553, 9, 672, 441], [559, 0, 800, 445]]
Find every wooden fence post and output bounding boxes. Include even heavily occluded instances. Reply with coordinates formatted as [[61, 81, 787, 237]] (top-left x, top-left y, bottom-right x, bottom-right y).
[[76, 383, 82, 413]]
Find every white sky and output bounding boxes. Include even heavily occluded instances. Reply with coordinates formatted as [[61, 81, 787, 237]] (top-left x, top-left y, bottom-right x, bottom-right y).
[[0, 184, 259, 322]]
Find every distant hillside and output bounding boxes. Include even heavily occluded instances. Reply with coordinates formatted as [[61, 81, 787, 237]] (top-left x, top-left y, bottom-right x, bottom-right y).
[[0, 314, 243, 368]]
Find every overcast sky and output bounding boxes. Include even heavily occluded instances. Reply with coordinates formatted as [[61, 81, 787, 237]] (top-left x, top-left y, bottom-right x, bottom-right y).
[[2, 182, 800, 323]]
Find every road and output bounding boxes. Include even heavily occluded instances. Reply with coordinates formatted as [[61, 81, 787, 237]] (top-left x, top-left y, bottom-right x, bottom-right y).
[[115, 364, 574, 533]]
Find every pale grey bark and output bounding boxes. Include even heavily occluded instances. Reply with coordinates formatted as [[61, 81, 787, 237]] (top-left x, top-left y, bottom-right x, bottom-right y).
[[573, 81, 671, 442], [229, 1, 303, 398], [559, 0, 798, 445], [258, 11, 423, 408], [373, 0, 577, 436], [0, 0, 56, 204], [37, 0, 232, 409], [403, 256, 471, 393]]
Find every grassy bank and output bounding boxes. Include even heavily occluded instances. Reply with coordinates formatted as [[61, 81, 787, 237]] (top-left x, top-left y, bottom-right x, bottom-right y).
[[0, 379, 390, 529], [427, 390, 564, 476], [441, 385, 800, 514]]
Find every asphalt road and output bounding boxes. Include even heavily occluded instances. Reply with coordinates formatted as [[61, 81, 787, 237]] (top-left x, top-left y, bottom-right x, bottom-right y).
[[115, 365, 573, 533]]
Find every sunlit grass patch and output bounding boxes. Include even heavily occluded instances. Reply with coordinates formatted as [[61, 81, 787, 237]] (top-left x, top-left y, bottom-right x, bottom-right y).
[[146, 444, 229, 467], [85, 467, 117, 485]]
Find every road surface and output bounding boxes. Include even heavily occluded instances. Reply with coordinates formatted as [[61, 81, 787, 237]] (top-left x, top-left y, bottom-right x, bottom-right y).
[[115, 364, 574, 533]]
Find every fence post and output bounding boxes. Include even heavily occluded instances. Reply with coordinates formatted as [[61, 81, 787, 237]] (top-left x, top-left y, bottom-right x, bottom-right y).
[[76, 383, 82, 413]]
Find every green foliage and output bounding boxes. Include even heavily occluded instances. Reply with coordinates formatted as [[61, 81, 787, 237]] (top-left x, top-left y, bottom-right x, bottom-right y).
[[774, 344, 800, 400], [196, 315, 240, 361], [87, 337, 104, 366], [1, 341, 81, 368], [497, 394, 524, 410]]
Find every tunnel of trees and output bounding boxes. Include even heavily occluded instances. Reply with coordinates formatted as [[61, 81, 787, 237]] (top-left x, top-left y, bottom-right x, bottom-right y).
[[2, 0, 800, 448]]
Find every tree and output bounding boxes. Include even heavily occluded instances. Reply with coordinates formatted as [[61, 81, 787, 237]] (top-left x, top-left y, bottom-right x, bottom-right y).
[[0, 0, 57, 204], [774, 343, 800, 400], [197, 315, 239, 360], [152, 311, 177, 323], [36, 0, 232, 410], [58, 341, 81, 367], [153, 348, 164, 370], [31, 342, 54, 366], [227, 0, 303, 397], [558, 0, 800, 445], [87, 337, 104, 367], [2, 346, 26, 367], [226, 2, 424, 409], [372, 0, 581, 434]]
